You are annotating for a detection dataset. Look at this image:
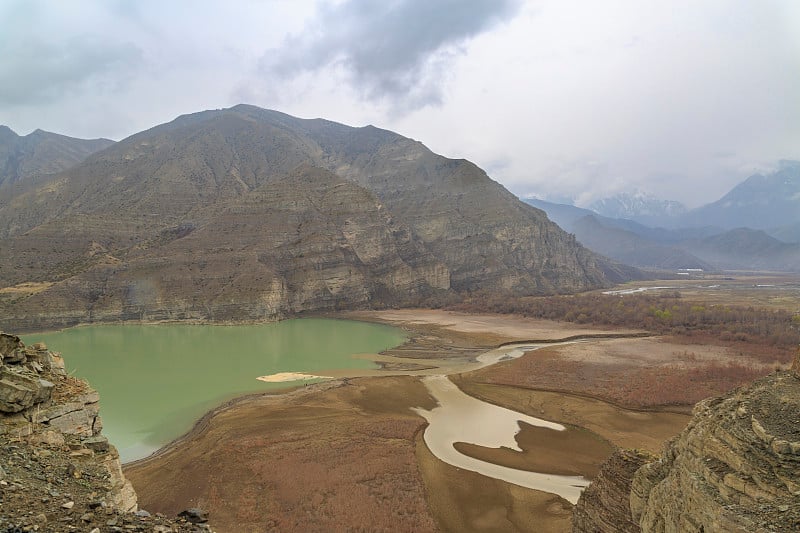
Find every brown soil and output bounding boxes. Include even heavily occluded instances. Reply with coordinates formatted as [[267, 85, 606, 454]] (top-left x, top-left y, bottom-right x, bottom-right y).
[[453, 422, 614, 477], [416, 432, 574, 533], [347, 309, 643, 347], [451, 380, 690, 454], [125, 376, 439, 533]]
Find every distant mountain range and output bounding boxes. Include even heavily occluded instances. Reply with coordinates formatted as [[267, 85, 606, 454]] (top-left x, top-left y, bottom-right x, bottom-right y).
[[526, 162, 800, 272], [0, 126, 113, 189], [681, 160, 800, 235], [0, 105, 633, 330], [589, 191, 688, 226]]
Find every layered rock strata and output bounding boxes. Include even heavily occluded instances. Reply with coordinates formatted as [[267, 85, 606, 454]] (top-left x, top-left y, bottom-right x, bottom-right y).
[[571, 449, 653, 533], [0, 105, 617, 331], [574, 350, 800, 532], [0, 332, 213, 532]]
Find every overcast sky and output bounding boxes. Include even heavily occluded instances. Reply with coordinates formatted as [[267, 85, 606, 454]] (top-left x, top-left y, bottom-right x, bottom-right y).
[[1, 0, 798, 207]]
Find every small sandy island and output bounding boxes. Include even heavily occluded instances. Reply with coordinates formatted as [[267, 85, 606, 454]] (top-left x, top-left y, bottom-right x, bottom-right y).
[[256, 372, 333, 383]]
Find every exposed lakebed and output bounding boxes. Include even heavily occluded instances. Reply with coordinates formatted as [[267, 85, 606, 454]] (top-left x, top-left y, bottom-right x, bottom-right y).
[[27, 320, 595, 503], [25, 319, 407, 461]]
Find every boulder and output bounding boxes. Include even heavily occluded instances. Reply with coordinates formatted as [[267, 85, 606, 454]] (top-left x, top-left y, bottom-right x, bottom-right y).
[[0, 333, 26, 364], [82, 435, 109, 453], [178, 508, 209, 524], [0, 369, 53, 412]]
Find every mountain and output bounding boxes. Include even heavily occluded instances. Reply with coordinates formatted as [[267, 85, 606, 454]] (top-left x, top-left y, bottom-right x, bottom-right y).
[[681, 228, 800, 272], [0, 125, 114, 189], [681, 160, 800, 230], [768, 222, 800, 244], [0, 105, 614, 330], [589, 191, 687, 227], [528, 195, 800, 272], [571, 215, 712, 271], [523, 198, 595, 233], [524, 199, 711, 271]]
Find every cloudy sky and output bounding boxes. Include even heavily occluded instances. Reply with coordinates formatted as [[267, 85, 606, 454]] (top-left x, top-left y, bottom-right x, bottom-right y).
[[1, 0, 798, 207]]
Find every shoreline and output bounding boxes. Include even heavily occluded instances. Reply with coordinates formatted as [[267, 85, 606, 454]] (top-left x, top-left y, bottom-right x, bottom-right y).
[[122, 321, 689, 471], [123, 378, 348, 469]]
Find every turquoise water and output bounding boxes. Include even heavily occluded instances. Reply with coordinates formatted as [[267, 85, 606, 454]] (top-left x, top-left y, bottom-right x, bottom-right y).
[[25, 319, 406, 462]]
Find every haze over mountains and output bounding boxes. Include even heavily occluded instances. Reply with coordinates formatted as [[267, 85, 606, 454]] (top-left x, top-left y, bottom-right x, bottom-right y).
[[0, 126, 113, 189], [0, 105, 627, 331], [527, 161, 800, 272]]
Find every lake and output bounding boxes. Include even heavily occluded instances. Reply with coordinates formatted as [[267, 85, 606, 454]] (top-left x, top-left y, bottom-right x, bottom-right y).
[[25, 319, 406, 462]]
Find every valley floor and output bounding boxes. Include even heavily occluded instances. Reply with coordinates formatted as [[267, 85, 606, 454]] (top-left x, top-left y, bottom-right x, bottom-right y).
[[121, 309, 768, 532]]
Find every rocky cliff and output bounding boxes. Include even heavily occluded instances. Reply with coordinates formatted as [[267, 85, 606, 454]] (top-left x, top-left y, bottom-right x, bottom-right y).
[[574, 350, 800, 532], [0, 105, 618, 331], [0, 332, 214, 532], [571, 449, 654, 533]]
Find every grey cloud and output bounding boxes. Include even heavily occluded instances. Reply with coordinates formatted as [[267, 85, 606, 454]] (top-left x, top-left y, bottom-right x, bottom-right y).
[[0, 35, 142, 106], [262, 0, 522, 110]]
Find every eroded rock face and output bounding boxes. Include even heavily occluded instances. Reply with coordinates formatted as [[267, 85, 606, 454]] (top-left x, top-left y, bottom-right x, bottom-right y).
[[575, 365, 800, 532], [572, 449, 652, 533], [0, 331, 215, 531]]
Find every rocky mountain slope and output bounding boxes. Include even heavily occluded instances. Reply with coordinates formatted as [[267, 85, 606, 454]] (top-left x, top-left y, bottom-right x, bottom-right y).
[[0, 105, 613, 330], [682, 160, 800, 231], [681, 228, 800, 272], [0, 125, 113, 189], [0, 332, 214, 531], [571, 215, 712, 271], [527, 197, 800, 272], [573, 350, 800, 532]]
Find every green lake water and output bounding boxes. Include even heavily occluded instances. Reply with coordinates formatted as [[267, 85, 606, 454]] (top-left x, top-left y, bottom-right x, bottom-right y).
[[25, 319, 406, 462]]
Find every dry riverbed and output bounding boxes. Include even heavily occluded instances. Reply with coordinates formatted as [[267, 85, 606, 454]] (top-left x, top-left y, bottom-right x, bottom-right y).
[[125, 311, 708, 532]]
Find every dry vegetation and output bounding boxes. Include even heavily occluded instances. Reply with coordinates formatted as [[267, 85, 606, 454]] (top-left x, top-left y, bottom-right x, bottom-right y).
[[447, 291, 798, 408], [450, 292, 799, 362], [467, 345, 769, 409]]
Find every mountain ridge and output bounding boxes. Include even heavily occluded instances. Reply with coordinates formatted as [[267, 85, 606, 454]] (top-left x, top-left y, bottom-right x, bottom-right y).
[[0, 105, 616, 330], [0, 125, 114, 189]]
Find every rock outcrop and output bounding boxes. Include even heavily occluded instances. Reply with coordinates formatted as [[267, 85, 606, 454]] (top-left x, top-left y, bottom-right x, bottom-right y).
[[0, 332, 214, 532], [574, 350, 800, 532], [571, 449, 653, 533]]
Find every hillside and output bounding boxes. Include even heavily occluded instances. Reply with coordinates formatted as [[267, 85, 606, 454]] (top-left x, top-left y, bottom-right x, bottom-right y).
[[0, 105, 613, 330], [681, 160, 800, 230], [524, 199, 711, 271], [528, 197, 800, 272], [571, 215, 711, 270], [682, 228, 800, 272], [574, 351, 800, 532], [0, 125, 113, 189]]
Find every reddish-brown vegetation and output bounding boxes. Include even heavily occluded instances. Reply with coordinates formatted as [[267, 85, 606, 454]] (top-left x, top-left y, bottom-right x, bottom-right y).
[[451, 292, 799, 364], [470, 345, 768, 409]]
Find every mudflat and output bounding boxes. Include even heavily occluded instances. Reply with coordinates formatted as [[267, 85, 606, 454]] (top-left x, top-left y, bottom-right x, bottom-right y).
[[348, 309, 643, 343], [126, 376, 439, 533], [125, 313, 697, 532]]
